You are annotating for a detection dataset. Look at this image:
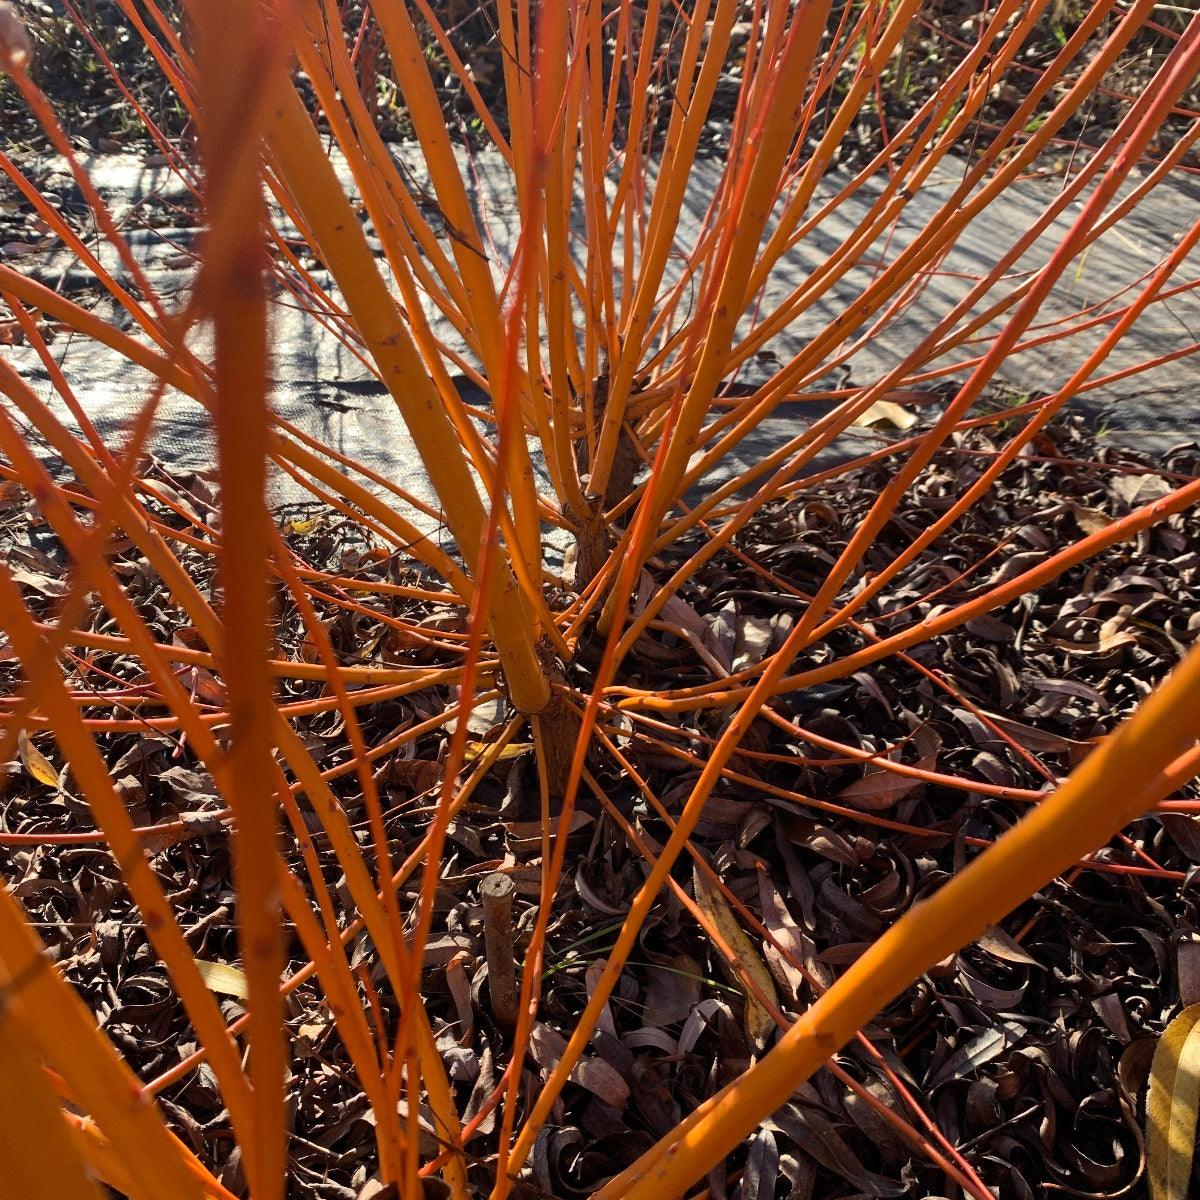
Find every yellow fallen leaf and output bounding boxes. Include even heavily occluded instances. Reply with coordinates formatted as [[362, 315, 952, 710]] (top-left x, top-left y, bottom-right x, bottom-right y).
[[194, 960, 249, 1000], [464, 740, 532, 762], [692, 865, 778, 1051], [1147, 1003, 1200, 1199], [852, 399, 917, 430], [18, 730, 59, 789]]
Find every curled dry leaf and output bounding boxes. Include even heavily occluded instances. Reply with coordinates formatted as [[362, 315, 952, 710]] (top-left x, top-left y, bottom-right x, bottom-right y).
[[736, 1127, 779, 1200], [528, 1023, 630, 1109], [771, 1102, 909, 1197], [642, 953, 702, 1028], [756, 872, 811, 1002], [1177, 935, 1200, 1009], [836, 765, 922, 810]]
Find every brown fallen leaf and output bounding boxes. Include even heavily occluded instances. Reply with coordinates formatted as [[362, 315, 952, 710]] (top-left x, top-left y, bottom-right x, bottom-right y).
[[528, 1022, 630, 1108]]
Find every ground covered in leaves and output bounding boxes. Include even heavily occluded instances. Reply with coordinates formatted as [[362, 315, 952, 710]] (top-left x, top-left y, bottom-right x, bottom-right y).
[[3, 414, 1200, 1198]]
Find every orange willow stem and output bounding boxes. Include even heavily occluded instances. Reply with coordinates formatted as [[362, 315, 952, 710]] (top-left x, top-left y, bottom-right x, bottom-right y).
[[0, 540, 256, 1145], [623, 0, 835, 562], [591, 602, 1200, 1200], [0, 886, 206, 1200], [61, 1111, 239, 1200], [582, 748, 993, 1199], [367, 0, 545, 585], [667, 0, 1153, 496], [264, 79, 550, 714], [0, 1002, 105, 1200], [191, 2, 289, 1195], [26, 621, 465, 686], [591, 0, 738, 497], [268, 537, 433, 1193], [275, 818, 408, 1182], [475, 7, 578, 1186]]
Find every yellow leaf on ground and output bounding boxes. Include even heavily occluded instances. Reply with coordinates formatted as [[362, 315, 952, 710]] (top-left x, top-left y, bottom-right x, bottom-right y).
[[18, 730, 59, 788], [284, 516, 320, 535], [464, 740, 532, 762], [194, 960, 250, 1000], [692, 865, 778, 1051], [1147, 1003, 1200, 1199], [852, 399, 918, 430]]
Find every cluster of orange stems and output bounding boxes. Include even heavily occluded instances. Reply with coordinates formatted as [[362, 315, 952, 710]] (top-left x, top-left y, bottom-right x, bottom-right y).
[[0, 0, 1199, 1197]]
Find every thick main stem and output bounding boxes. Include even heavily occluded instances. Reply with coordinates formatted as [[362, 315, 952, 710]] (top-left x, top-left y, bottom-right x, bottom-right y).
[[265, 82, 551, 716], [573, 377, 641, 591]]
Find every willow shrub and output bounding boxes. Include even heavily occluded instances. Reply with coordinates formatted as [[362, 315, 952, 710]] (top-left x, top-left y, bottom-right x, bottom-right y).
[[1, 1, 1199, 1198]]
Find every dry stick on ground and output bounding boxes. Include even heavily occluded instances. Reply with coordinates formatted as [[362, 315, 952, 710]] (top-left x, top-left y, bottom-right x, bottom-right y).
[[481, 872, 519, 1031]]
